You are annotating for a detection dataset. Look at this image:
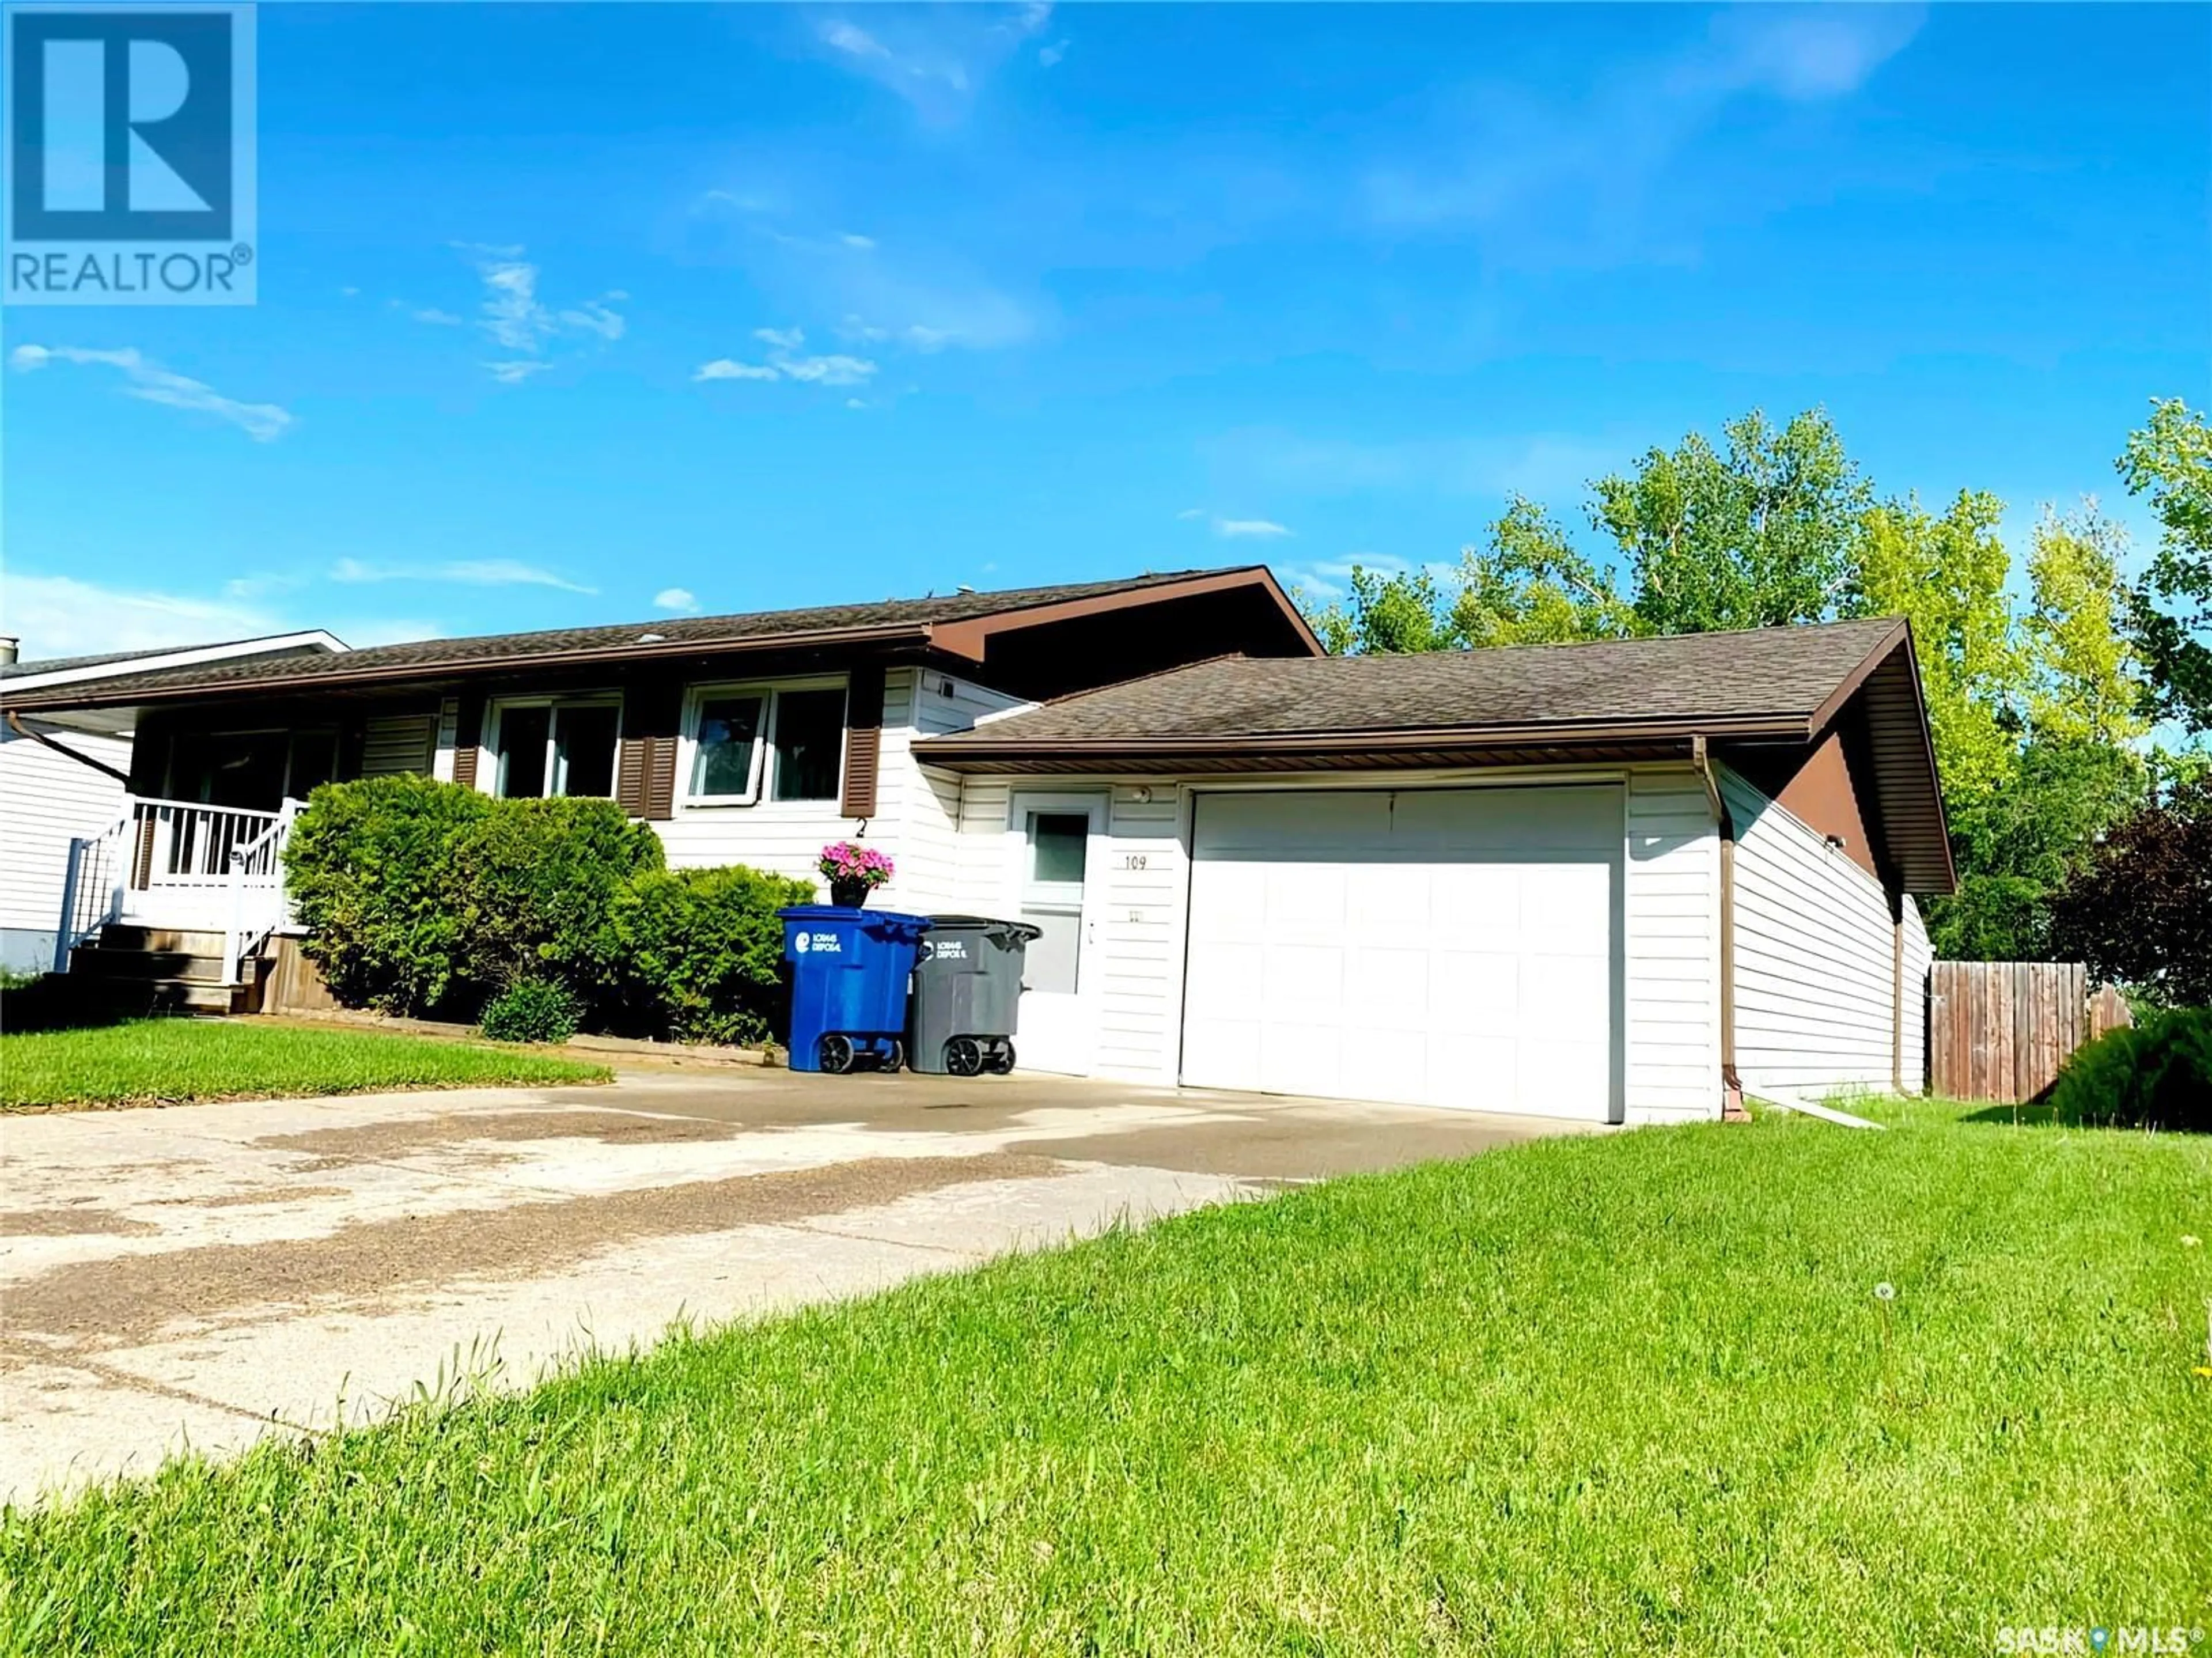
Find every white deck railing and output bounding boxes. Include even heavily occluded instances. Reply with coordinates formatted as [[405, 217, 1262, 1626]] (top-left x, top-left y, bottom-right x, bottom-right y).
[[54, 796, 302, 979]]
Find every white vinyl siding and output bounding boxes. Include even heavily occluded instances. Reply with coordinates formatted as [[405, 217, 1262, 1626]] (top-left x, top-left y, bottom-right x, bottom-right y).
[[888, 671, 1030, 915], [1097, 785, 1184, 1079], [1722, 764, 1899, 1103], [0, 728, 130, 970], [654, 669, 1027, 913], [431, 698, 462, 783], [1900, 894, 1932, 1094], [1623, 768, 1724, 1122]]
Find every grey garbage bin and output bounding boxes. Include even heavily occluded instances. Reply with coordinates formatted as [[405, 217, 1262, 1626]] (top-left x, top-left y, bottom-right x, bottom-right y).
[[907, 915, 1041, 1076]]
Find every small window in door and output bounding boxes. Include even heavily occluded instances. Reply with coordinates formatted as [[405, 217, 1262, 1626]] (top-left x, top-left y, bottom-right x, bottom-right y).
[[1028, 812, 1089, 885]]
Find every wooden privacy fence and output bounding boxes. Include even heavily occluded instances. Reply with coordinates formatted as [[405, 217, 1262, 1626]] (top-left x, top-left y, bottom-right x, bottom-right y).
[[1928, 961, 2133, 1104]]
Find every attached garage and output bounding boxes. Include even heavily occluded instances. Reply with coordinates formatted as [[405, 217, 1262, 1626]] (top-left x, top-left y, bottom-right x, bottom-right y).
[[1180, 786, 1621, 1120], [915, 615, 1956, 1123]]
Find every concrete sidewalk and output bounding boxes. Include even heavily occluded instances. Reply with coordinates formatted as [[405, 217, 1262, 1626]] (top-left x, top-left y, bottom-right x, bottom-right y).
[[1, 1068, 1576, 1507]]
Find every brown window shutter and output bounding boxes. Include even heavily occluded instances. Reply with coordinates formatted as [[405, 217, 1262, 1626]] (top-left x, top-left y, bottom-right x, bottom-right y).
[[615, 735, 648, 816], [620, 679, 683, 820], [840, 663, 885, 819], [450, 695, 483, 791], [645, 734, 679, 820]]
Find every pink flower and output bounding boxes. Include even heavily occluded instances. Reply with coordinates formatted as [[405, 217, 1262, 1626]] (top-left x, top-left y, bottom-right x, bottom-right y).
[[819, 840, 893, 887]]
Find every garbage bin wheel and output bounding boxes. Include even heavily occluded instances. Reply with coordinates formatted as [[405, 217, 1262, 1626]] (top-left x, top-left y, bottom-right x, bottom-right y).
[[819, 1033, 857, 1075], [944, 1035, 985, 1078], [880, 1037, 905, 1074], [988, 1040, 1014, 1076]]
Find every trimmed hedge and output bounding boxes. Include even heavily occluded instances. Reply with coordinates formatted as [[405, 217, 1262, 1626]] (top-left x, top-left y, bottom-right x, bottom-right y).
[[2048, 1008, 2212, 1133], [600, 866, 814, 1046], [284, 777, 492, 1013], [286, 779, 799, 1045], [444, 796, 662, 999]]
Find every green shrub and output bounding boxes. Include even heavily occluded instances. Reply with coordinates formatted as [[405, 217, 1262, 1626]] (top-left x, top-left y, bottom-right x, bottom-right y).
[[285, 777, 493, 1013], [479, 980, 581, 1045], [287, 781, 659, 1019], [445, 796, 662, 1003], [601, 865, 813, 1045], [286, 777, 802, 1044], [2048, 1008, 2212, 1132]]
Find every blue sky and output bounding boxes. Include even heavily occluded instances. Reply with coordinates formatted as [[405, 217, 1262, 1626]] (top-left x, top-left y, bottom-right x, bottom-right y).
[[4, 2, 2207, 657]]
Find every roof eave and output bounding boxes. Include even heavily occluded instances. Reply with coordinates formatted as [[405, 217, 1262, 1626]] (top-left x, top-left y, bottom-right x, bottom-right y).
[[913, 713, 1817, 769], [926, 565, 1323, 661], [0, 622, 941, 714]]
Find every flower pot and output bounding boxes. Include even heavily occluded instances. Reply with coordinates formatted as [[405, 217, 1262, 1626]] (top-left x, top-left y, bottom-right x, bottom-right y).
[[830, 877, 870, 908]]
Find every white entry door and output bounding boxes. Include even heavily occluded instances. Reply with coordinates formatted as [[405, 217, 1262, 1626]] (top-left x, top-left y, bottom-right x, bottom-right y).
[[1180, 785, 1622, 1121], [1007, 790, 1108, 1076]]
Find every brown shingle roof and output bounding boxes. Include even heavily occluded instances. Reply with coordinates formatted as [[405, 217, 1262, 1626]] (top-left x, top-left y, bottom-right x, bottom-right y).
[[1, 569, 1268, 711], [919, 615, 1955, 894], [924, 616, 1907, 745]]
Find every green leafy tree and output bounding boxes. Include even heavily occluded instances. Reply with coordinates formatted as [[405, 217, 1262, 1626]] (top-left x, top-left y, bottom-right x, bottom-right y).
[[2024, 503, 2150, 747], [2048, 775, 2212, 1006], [1306, 499, 1637, 657], [2117, 398, 2212, 732], [1849, 490, 2021, 812], [1449, 496, 1639, 648], [1922, 737, 2146, 960], [1307, 564, 1459, 656], [1593, 408, 1871, 636]]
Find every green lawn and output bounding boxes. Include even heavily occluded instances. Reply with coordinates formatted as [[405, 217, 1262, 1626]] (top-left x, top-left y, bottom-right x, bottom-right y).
[[4, 1104, 2209, 1655], [0, 1019, 609, 1109]]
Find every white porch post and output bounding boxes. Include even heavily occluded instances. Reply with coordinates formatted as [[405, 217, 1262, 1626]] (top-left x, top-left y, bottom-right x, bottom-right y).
[[52, 836, 86, 974]]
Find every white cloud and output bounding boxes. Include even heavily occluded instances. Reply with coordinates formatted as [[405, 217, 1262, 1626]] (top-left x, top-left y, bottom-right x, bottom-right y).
[[821, 18, 891, 60], [559, 300, 626, 341], [0, 571, 440, 658], [1705, 5, 1926, 100], [653, 587, 701, 614], [1176, 508, 1207, 521], [1275, 554, 1410, 601], [408, 306, 463, 326], [1038, 41, 1067, 67], [453, 244, 627, 381], [1365, 6, 1925, 268], [329, 557, 596, 595], [840, 232, 877, 250], [693, 328, 878, 391], [776, 352, 876, 387], [1214, 518, 1294, 540], [693, 358, 783, 383], [9, 344, 294, 442], [815, 4, 1052, 122]]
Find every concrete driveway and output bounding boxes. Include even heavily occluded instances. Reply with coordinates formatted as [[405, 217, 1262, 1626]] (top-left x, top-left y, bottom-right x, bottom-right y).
[[1, 1067, 1578, 1507]]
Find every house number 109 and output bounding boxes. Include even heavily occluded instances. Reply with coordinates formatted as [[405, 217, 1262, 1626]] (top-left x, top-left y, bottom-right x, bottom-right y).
[[1120, 854, 1148, 869]]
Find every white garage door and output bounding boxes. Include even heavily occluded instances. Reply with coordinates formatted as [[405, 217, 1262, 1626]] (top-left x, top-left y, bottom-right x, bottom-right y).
[[1180, 786, 1620, 1121]]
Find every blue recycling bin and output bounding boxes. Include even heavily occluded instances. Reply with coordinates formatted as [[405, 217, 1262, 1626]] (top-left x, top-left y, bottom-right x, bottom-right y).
[[779, 906, 932, 1074]]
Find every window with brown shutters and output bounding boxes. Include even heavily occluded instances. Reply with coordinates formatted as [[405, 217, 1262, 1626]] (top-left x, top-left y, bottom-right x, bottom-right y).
[[840, 662, 885, 819]]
